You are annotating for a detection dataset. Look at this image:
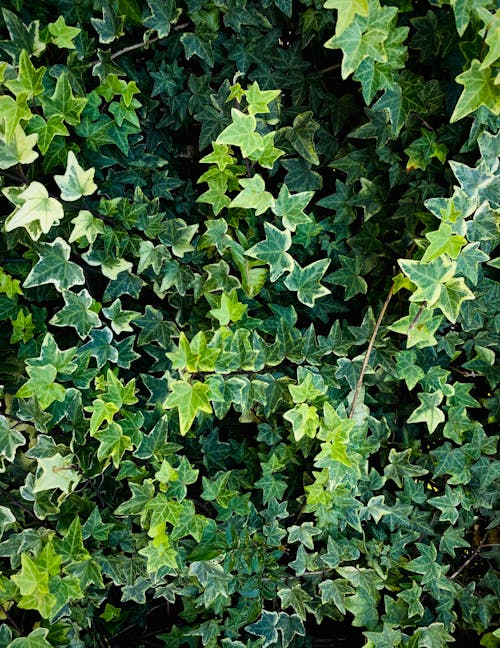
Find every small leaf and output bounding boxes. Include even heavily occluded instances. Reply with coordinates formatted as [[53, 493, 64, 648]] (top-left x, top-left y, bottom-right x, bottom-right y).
[[164, 380, 212, 435], [5, 181, 64, 238], [284, 259, 330, 307], [245, 223, 293, 281], [451, 59, 500, 123], [54, 151, 97, 201]]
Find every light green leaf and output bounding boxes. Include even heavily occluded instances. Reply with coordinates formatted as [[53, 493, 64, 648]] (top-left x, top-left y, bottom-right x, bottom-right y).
[[7, 627, 53, 648], [284, 403, 320, 441], [434, 277, 475, 323], [229, 174, 274, 215], [102, 298, 139, 334], [69, 210, 105, 244], [0, 124, 38, 169], [23, 238, 85, 292], [4, 49, 45, 99], [209, 290, 247, 325], [245, 81, 280, 115], [324, 0, 369, 36], [451, 60, 500, 123], [0, 94, 31, 143], [245, 222, 293, 281], [199, 143, 235, 171], [164, 380, 212, 435], [216, 109, 264, 158], [47, 16, 80, 49], [85, 398, 119, 435], [33, 452, 80, 493], [399, 257, 456, 306], [421, 223, 466, 262], [5, 181, 64, 238], [407, 390, 445, 433], [54, 151, 97, 201], [16, 365, 66, 409], [284, 259, 330, 307]]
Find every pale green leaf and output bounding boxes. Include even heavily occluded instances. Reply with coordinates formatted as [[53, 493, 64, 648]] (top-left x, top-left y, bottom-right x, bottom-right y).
[[54, 151, 97, 201]]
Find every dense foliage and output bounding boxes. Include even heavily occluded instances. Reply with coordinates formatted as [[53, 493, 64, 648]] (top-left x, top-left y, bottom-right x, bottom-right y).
[[0, 0, 498, 646]]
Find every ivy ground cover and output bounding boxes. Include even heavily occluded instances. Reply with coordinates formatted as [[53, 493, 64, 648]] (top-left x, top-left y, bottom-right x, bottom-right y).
[[0, 0, 499, 646]]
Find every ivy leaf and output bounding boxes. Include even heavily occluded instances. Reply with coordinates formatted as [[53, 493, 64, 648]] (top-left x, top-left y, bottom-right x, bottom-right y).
[[324, 0, 369, 36], [398, 257, 456, 306], [421, 223, 466, 262], [0, 8, 45, 61], [93, 422, 133, 467], [5, 181, 64, 238], [33, 452, 80, 493], [407, 390, 445, 433], [16, 365, 66, 409], [102, 298, 139, 334], [164, 380, 212, 435], [78, 327, 119, 368], [85, 399, 119, 435], [43, 72, 87, 126], [245, 81, 280, 115], [0, 124, 39, 169], [327, 255, 367, 299], [0, 414, 25, 464], [0, 94, 31, 142], [216, 109, 264, 158], [245, 611, 279, 647], [450, 60, 500, 123], [281, 111, 319, 165], [271, 183, 313, 232], [4, 49, 45, 99], [49, 289, 101, 339], [7, 627, 53, 648], [209, 291, 247, 325], [229, 174, 274, 215], [25, 115, 69, 155], [47, 16, 80, 49], [284, 259, 330, 307], [245, 223, 293, 281], [181, 32, 214, 67], [143, 0, 177, 38], [90, 0, 125, 44], [434, 277, 474, 323], [284, 403, 320, 441], [54, 151, 98, 201], [23, 238, 85, 292]]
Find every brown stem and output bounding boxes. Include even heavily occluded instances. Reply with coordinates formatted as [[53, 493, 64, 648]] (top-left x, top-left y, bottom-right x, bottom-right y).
[[449, 536, 487, 580], [0, 604, 21, 634], [0, 169, 26, 184], [317, 63, 341, 74], [407, 302, 427, 332], [349, 287, 393, 418]]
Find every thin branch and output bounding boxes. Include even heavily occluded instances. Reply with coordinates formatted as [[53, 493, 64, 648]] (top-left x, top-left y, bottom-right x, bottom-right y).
[[349, 287, 393, 418], [450, 536, 488, 580], [317, 63, 341, 75], [0, 605, 21, 634], [407, 302, 427, 332], [0, 169, 26, 184]]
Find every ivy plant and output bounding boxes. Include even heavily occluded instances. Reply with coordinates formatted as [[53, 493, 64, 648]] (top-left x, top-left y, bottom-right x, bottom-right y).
[[0, 0, 498, 647]]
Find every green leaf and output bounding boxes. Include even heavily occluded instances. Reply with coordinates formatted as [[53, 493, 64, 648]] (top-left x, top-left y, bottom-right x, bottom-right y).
[[4, 49, 45, 99], [245, 223, 293, 281], [50, 289, 101, 339], [54, 151, 97, 201], [245, 81, 280, 115], [209, 291, 247, 325], [324, 0, 369, 36], [407, 390, 445, 433], [33, 452, 80, 493], [69, 210, 105, 244], [0, 414, 25, 464], [54, 517, 90, 562], [0, 94, 31, 143], [0, 8, 45, 61], [47, 16, 80, 49], [16, 364, 66, 409], [144, 0, 177, 38], [25, 115, 69, 155], [284, 403, 320, 441], [284, 259, 330, 307], [434, 277, 475, 323], [398, 257, 456, 306], [216, 109, 264, 158], [421, 223, 466, 262], [7, 627, 53, 648], [181, 33, 214, 67], [0, 125, 39, 170], [164, 380, 212, 435], [451, 60, 500, 123], [281, 111, 319, 165], [85, 398, 119, 435], [93, 422, 133, 467], [229, 174, 274, 215], [327, 255, 367, 299], [43, 72, 87, 126], [5, 181, 64, 238], [91, 0, 125, 43], [245, 611, 279, 647], [23, 238, 85, 292], [271, 184, 313, 232]]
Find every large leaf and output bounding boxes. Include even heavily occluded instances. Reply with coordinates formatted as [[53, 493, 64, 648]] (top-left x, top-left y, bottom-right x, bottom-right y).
[[23, 238, 85, 292]]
